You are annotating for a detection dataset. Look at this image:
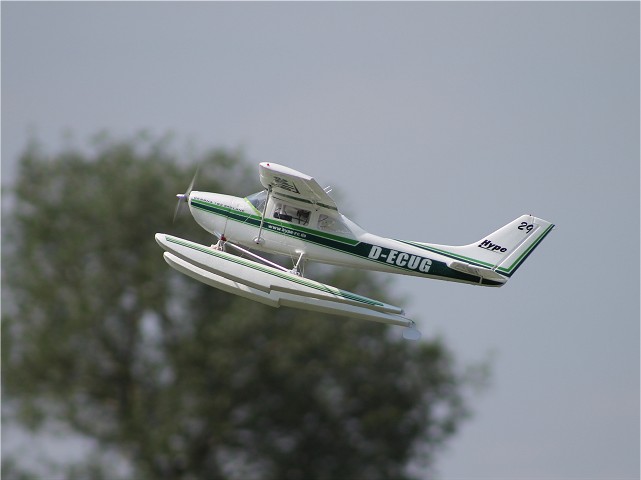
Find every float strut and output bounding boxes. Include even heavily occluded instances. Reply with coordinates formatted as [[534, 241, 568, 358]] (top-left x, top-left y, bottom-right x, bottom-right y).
[[213, 235, 227, 251], [290, 251, 305, 276]]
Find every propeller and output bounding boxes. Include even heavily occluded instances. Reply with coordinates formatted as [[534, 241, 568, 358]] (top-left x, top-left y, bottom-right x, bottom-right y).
[[173, 167, 200, 223]]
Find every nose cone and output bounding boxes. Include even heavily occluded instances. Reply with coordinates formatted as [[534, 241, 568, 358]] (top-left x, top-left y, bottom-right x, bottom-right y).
[[188, 192, 241, 237]]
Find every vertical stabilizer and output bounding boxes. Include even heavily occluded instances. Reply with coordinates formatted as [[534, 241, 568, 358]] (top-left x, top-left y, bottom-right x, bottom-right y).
[[426, 215, 554, 278]]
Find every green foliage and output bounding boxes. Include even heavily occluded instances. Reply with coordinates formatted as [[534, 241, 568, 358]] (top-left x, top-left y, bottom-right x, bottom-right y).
[[2, 134, 485, 479]]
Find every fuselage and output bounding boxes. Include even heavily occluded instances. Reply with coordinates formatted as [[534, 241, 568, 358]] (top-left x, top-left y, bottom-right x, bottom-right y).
[[187, 190, 505, 287]]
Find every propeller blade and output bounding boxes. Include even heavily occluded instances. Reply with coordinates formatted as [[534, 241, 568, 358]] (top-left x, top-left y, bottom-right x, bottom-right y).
[[186, 166, 200, 195], [172, 197, 183, 223], [172, 167, 200, 223]]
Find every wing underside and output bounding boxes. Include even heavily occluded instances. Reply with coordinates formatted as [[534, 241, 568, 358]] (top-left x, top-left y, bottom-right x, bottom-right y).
[[259, 162, 338, 211]]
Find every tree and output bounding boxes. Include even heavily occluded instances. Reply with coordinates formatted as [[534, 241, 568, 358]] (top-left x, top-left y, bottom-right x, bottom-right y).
[[2, 134, 485, 479]]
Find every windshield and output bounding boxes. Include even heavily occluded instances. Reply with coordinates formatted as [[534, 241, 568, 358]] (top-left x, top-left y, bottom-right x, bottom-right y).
[[317, 214, 352, 235], [246, 190, 267, 212]]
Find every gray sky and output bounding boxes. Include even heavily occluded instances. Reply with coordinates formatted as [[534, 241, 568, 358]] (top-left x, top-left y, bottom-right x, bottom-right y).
[[3, 2, 639, 479]]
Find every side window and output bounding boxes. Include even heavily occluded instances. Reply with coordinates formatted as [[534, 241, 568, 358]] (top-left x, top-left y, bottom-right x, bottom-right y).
[[246, 190, 267, 212], [273, 203, 310, 226], [317, 214, 351, 235]]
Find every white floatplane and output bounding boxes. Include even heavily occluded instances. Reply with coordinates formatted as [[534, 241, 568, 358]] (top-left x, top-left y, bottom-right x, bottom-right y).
[[156, 162, 554, 340]]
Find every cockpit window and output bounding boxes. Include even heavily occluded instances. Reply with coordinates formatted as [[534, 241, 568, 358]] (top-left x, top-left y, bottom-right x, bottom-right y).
[[274, 203, 310, 226], [246, 190, 267, 212], [317, 214, 351, 235]]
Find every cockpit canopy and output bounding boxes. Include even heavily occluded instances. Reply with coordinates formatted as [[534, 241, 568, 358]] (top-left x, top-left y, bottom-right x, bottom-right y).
[[245, 190, 354, 237], [246, 190, 268, 212]]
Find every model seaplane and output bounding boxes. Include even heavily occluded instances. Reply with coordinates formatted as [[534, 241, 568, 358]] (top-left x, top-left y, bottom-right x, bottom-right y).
[[156, 162, 554, 340]]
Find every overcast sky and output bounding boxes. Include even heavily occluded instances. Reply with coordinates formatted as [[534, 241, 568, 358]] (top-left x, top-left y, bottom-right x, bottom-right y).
[[2, 2, 639, 479]]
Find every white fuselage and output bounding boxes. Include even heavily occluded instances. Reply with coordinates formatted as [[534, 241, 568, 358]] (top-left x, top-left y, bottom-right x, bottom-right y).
[[186, 191, 505, 287]]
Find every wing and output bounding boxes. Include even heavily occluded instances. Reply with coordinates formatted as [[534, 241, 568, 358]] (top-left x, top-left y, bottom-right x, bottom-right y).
[[259, 162, 338, 212]]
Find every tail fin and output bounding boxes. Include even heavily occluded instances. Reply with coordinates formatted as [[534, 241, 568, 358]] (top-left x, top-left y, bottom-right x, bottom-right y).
[[433, 215, 554, 278]]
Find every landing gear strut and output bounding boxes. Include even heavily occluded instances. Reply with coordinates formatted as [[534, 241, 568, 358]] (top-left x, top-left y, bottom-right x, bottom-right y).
[[213, 235, 227, 251], [289, 251, 305, 276]]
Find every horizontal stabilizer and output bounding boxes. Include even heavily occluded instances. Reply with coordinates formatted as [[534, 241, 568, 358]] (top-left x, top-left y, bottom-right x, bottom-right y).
[[449, 261, 507, 283], [156, 234, 412, 328]]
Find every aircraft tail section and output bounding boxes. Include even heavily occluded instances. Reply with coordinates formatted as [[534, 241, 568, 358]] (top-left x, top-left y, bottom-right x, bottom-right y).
[[427, 215, 554, 279]]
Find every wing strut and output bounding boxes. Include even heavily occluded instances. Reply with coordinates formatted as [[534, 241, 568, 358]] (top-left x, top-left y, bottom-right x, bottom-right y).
[[253, 185, 271, 245]]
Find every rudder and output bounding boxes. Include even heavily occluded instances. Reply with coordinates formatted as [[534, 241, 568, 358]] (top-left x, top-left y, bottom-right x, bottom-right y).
[[432, 215, 554, 278]]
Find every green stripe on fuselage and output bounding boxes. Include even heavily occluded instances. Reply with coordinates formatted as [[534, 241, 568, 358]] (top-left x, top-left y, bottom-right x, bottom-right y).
[[396, 240, 496, 269], [192, 199, 358, 245], [190, 198, 492, 285], [399, 223, 554, 277]]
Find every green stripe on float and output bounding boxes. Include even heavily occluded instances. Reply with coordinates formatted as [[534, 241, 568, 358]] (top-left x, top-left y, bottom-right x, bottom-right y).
[[164, 235, 384, 307]]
